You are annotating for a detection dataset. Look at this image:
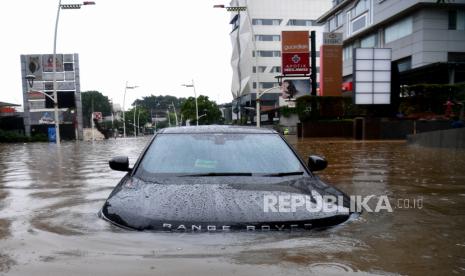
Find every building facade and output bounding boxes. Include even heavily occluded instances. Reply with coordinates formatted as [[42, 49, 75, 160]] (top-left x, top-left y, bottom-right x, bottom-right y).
[[228, 0, 332, 122], [20, 53, 84, 140], [317, 0, 465, 85]]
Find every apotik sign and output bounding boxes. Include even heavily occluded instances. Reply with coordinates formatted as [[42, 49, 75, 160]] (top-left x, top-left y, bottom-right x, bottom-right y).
[[282, 31, 310, 75]]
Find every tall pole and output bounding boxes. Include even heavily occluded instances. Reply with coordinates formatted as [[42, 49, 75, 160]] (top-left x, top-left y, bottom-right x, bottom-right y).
[[52, 0, 62, 145], [192, 80, 199, 126], [171, 101, 178, 126], [137, 109, 140, 134], [311, 30, 317, 96], [123, 82, 138, 137], [91, 95, 94, 141], [122, 81, 128, 138], [133, 102, 137, 137]]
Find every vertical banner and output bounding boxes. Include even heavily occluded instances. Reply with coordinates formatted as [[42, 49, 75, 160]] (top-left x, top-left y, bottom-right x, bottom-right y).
[[282, 31, 310, 75], [320, 32, 343, 96]]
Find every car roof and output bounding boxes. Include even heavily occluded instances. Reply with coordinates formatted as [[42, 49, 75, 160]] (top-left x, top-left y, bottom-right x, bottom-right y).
[[157, 125, 278, 134]]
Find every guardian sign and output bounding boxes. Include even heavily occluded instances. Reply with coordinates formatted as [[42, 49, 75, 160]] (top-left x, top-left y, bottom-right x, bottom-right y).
[[282, 31, 310, 75]]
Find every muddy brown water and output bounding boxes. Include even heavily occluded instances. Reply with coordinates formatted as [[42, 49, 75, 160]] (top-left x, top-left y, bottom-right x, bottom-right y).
[[1, 136, 465, 275]]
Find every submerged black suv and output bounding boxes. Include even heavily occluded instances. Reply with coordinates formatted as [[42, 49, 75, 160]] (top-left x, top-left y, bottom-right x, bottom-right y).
[[100, 126, 352, 232]]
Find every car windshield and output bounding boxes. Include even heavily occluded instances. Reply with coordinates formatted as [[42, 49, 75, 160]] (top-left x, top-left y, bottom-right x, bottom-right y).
[[136, 133, 307, 176]]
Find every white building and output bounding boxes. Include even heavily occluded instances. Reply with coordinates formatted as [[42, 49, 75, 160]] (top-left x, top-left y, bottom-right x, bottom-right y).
[[228, 0, 332, 123]]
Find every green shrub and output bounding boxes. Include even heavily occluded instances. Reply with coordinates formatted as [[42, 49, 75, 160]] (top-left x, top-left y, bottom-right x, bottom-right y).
[[0, 130, 48, 143]]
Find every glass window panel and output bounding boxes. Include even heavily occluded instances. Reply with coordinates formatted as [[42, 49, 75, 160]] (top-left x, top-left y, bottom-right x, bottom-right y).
[[361, 34, 377, 47], [356, 48, 373, 59], [356, 94, 373, 104], [356, 60, 373, 70], [336, 12, 344, 27], [356, 71, 373, 82], [64, 63, 74, 71], [355, 82, 372, 93], [374, 82, 390, 93], [374, 71, 391, 82], [253, 19, 282, 25], [352, 14, 367, 33], [374, 60, 391, 71], [385, 16, 412, 43], [374, 48, 391, 59], [287, 19, 314, 26], [373, 94, 390, 104], [457, 10, 465, 30]]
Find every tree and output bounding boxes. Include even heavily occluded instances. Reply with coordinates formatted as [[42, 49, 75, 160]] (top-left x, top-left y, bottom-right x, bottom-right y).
[[123, 107, 150, 135], [81, 91, 112, 128], [133, 95, 186, 115], [181, 95, 222, 125]]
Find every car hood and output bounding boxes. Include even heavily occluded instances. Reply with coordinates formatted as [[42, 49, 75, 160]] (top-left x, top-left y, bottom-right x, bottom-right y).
[[100, 176, 352, 231]]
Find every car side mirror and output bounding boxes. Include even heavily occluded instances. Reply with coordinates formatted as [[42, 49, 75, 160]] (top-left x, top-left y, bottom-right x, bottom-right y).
[[308, 155, 327, 172], [109, 156, 131, 172]]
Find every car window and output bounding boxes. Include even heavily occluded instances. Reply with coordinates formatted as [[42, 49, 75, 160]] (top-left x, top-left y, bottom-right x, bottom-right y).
[[136, 133, 306, 176]]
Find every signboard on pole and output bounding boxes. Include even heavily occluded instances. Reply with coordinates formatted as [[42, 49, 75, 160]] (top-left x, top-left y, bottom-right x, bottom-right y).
[[353, 48, 392, 105], [319, 32, 343, 96], [323, 32, 343, 45], [282, 31, 310, 75], [320, 45, 342, 96]]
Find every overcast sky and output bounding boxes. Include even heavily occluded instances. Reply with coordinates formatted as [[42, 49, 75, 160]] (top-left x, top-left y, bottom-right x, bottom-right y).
[[0, 0, 233, 109]]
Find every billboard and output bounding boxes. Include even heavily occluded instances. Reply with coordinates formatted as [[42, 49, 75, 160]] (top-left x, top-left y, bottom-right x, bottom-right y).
[[282, 31, 310, 75], [280, 79, 310, 107], [353, 48, 392, 105]]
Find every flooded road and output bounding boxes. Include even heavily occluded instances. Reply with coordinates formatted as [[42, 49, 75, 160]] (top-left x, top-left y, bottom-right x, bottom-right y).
[[1, 136, 465, 275]]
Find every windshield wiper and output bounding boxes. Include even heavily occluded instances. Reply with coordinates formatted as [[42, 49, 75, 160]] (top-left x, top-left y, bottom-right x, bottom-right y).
[[179, 172, 253, 177], [263, 171, 305, 177]]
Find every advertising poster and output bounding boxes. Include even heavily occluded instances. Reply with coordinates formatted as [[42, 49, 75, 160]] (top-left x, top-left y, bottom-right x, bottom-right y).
[[26, 55, 43, 81], [42, 54, 64, 72], [280, 79, 310, 107]]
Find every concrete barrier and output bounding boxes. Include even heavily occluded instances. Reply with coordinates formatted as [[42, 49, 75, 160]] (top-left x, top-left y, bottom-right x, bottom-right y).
[[407, 128, 465, 149]]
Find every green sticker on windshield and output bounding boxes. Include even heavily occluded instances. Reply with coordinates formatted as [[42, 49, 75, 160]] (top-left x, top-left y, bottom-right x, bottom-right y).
[[194, 159, 218, 169]]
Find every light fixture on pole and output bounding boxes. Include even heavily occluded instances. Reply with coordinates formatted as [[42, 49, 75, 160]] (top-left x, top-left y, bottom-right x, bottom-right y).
[[52, 0, 95, 144], [122, 82, 139, 138], [181, 80, 199, 126]]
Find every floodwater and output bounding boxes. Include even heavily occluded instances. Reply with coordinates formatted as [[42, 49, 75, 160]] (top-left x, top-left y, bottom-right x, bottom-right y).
[[1, 135, 465, 275]]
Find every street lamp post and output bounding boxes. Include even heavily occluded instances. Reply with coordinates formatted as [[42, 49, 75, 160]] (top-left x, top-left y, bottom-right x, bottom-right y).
[[133, 102, 137, 137], [167, 109, 171, 127], [122, 82, 139, 138], [171, 101, 179, 126], [52, 0, 95, 144], [181, 80, 199, 126]]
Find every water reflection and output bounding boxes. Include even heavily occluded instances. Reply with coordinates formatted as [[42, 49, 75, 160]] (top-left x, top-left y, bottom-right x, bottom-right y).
[[0, 137, 464, 275]]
